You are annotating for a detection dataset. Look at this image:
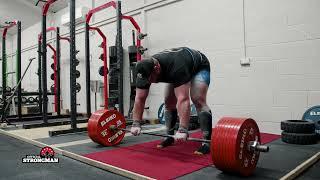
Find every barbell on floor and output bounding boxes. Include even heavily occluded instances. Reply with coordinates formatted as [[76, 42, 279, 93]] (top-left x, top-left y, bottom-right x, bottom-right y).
[[109, 125, 269, 152], [109, 125, 211, 143], [87, 109, 270, 176]]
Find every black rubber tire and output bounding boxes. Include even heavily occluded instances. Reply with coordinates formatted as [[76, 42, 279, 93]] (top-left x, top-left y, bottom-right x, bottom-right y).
[[281, 120, 315, 133], [281, 131, 318, 145]]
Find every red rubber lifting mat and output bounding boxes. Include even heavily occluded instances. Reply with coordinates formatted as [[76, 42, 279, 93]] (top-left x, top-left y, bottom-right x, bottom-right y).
[[83, 132, 280, 179]]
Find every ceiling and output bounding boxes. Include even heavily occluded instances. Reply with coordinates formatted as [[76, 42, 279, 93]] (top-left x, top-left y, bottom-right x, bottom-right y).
[[0, 0, 68, 35]]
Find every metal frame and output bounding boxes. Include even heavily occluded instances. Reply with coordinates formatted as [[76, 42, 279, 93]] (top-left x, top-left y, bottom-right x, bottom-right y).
[[83, 1, 145, 116], [48, 0, 88, 136], [122, 15, 142, 61], [116, 1, 124, 114], [89, 27, 108, 109], [41, 0, 57, 124], [69, 0, 77, 130], [46, 44, 58, 112], [85, 1, 117, 117], [38, 26, 66, 115], [20, 0, 86, 129], [49, 0, 122, 136], [7, 25, 74, 126], [85, 0, 117, 117], [1, 21, 22, 121]]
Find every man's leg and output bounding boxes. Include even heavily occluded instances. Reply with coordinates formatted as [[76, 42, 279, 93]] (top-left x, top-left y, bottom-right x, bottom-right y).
[[191, 70, 212, 155], [157, 84, 177, 148]]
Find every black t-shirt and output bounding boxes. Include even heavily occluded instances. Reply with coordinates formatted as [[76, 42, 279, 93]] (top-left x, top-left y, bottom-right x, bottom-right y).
[[152, 47, 210, 87]]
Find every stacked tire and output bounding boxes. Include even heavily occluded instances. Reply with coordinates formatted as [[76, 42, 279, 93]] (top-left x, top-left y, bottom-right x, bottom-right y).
[[281, 120, 318, 145]]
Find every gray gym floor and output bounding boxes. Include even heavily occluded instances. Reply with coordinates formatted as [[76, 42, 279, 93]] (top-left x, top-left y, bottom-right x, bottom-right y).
[[1, 124, 319, 180], [0, 133, 127, 180]]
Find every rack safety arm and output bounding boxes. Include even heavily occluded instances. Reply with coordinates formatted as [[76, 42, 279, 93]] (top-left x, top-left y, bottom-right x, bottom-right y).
[[2, 21, 17, 38], [47, 44, 56, 54], [88, 26, 108, 109], [46, 43, 58, 112], [59, 36, 70, 42], [38, 26, 57, 41], [121, 15, 141, 32], [43, 0, 58, 16], [86, 1, 116, 23], [122, 15, 144, 61]]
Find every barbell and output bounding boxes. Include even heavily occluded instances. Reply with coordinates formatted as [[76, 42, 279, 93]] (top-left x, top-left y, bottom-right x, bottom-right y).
[[87, 109, 270, 176], [109, 125, 212, 143]]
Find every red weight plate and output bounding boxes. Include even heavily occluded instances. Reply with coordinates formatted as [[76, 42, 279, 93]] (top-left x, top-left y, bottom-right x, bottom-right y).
[[224, 118, 241, 173], [234, 118, 260, 176], [212, 118, 242, 174], [211, 117, 261, 176], [224, 118, 240, 172], [87, 109, 126, 146], [212, 118, 231, 171]]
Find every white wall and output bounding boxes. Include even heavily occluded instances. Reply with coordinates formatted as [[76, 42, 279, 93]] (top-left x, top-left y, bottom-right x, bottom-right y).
[[8, 0, 320, 134]]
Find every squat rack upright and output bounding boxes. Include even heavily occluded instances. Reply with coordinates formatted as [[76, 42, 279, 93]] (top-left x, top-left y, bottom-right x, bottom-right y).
[[1, 21, 22, 121], [84, 0, 146, 117], [49, 0, 88, 136], [38, 26, 63, 116], [40, 0, 57, 124], [26, 0, 87, 130], [49, 0, 124, 136]]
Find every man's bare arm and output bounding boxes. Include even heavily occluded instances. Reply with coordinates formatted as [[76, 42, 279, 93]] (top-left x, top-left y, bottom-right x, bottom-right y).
[[132, 88, 149, 121]]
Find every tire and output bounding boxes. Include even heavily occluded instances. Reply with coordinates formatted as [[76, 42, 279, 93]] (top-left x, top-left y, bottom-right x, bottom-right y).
[[281, 120, 315, 133], [281, 132, 318, 145]]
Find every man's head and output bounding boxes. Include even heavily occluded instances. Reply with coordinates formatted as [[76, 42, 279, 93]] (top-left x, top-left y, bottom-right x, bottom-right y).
[[135, 58, 160, 89]]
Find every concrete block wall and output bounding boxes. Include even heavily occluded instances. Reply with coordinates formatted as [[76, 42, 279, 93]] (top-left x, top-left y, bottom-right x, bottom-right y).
[[6, 0, 320, 134]]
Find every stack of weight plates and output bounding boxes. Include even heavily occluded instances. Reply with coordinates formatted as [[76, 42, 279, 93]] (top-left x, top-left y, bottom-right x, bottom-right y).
[[281, 120, 317, 145]]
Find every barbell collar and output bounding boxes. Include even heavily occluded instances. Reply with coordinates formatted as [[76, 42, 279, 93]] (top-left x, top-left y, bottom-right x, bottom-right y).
[[248, 140, 269, 152]]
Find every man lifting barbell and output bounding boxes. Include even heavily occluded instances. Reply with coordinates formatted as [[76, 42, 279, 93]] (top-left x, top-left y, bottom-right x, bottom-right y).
[[130, 47, 212, 155]]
